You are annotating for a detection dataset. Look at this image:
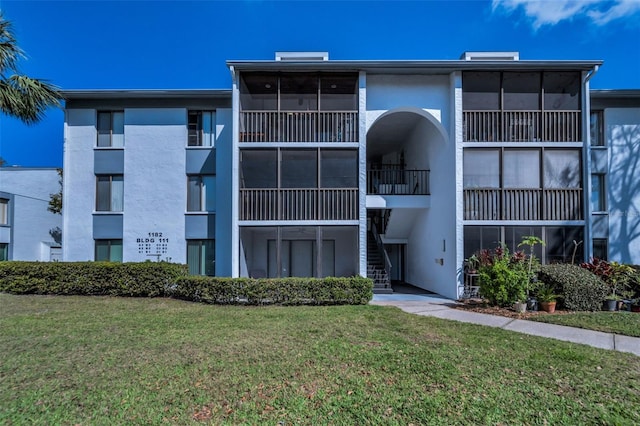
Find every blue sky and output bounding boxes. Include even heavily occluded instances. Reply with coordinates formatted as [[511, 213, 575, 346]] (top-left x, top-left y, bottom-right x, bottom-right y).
[[1, 0, 639, 167]]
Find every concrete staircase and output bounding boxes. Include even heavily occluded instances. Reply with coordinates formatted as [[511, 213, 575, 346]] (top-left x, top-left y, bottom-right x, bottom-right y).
[[367, 232, 392, 294]]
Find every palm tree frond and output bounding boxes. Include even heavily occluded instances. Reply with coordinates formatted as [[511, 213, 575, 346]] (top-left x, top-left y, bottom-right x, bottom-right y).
[[0, 75, 61, 124], [0, 12, 24, 74]]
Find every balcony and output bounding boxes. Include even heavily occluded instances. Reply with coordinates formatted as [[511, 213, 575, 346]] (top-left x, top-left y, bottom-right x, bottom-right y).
[[240, 111, 358, 143], [463, 110, 581, 142], [240, 188, 358, 221], [464, 188, 583, 221], [366, 169, 430, 195]]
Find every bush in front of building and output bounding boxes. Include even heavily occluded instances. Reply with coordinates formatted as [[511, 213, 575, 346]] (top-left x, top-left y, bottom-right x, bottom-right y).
[[477, 246, 530, 306], [171, 275, 373, 305], [0, 261, 188, 297], [538, 264, 608, 311]]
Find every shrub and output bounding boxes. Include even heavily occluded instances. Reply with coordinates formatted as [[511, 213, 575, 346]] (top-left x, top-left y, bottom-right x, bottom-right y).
[[581, 259, 635, 300], [172, 276, 373, 305], [477, 247, 529, 306], [538, 264, 608, 311], [0, 262, 372, 306], [0, 261, 188, 297]]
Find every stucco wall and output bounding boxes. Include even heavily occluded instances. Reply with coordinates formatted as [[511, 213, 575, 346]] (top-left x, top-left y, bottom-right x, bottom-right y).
[[404, 118, 457, 299], [364, 73, 457, 298], [215, 108, 233, 276], [63, 109, 97, 261], [606, 107, 640, 264], [0, 168, 62, 260], [122, 108, 187, 262]]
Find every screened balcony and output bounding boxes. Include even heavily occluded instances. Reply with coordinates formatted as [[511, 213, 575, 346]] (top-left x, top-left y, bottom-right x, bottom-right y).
[[239, 72, 358, 143], [463, 148, 583, 221], [462, 71, 582, 142], [463, 110, 581, 142], [463, 188, 583, 220], [240, 188, 358, 221], [240, 148, 358, 221]]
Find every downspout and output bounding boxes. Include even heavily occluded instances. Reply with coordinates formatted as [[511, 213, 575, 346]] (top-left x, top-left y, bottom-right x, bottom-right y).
[[582, 64, 599, 263], [229, 65, 240, 277]]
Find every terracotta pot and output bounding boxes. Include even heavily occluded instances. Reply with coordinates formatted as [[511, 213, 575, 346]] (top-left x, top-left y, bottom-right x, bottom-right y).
[[540, 301, 556, 313]]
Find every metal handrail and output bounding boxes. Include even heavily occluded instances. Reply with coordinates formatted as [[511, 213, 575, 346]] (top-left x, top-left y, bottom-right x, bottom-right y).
[[371, 220, 392, 281]]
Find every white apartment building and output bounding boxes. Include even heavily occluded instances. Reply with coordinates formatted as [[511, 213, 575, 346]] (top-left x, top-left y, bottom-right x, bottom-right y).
[[0, 167, 62, 261], [61, 52, 640, 298]]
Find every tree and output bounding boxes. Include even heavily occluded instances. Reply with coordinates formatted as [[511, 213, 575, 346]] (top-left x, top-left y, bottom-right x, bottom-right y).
[[0, 13, 61, 124], [48, 168, 62, 214]]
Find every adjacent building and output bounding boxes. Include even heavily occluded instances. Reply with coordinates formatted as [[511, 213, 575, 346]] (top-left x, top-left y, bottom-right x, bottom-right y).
[[0, 167, 62, 261], [61, 52, 640, 298]]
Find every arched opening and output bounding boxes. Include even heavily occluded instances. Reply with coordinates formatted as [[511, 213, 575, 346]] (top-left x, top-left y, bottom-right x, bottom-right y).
[[366, 108, 456, 298]]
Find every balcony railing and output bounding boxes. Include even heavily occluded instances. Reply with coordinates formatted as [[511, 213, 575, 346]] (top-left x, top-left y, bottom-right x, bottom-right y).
[[464, 188, 582, 221], [463, 110, 581, 142], [240, 111, 358, 142], [367, 169, 430, 195], [240, 188, 358, 221]]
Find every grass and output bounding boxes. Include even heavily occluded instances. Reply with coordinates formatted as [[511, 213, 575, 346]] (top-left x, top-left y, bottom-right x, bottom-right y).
[[529, 310, 640, 337], [1, 294, 639, 425]]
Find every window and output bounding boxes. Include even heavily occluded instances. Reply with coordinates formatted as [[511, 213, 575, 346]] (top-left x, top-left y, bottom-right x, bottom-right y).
[[281, 149, 317, 188], [590, 111, 604, 146], [503, 72, 540, 111], [464, 225, 584, 264], [463, 226, 500, 259], [320, 150, 358, 187], [543, 72, 580, 111], [593, 239, 608, 260], [187, 240, 215, 276], [0, 199, 7, 225], [96, 175, 124, 212], [240, 226, 356, 278], [280, 74, 318, 111], [462, 72, 500, 110], [241, 148, 358, 190], [591, 174, 606, 212], [97, 111, 124, 147], [95, 239, 122, 262], [546, 226, 584, 263], [463, 149, 499, 188], [544, 149, 581, 188], [320, 74, 358, 111], [188, 111, 215, 147], [503, 150, 540, 188], [187, 175, 216, 211], [240, 150, 277, 188]]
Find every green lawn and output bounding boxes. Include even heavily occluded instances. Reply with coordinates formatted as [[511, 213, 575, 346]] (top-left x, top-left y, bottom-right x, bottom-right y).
[[530, 311, 640, 337], [1, 294, 639, 425]]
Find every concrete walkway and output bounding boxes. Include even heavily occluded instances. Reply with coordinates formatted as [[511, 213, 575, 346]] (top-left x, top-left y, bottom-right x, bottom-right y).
[[371, 293, 640, 357]]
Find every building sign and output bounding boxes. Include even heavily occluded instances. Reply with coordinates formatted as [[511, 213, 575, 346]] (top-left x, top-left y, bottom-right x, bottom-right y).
[[136, 232, 169, 259]]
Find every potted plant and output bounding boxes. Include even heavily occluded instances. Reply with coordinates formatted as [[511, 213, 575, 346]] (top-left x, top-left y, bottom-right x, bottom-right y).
[[518, 236, 545, 312], [466, 254, 480, 274], [602, 262, 634, 311], [536, 284, 559, 313]]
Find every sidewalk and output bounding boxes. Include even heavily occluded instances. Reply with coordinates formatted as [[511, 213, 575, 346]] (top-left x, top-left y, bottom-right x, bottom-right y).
[[371, 293, 640, 357]]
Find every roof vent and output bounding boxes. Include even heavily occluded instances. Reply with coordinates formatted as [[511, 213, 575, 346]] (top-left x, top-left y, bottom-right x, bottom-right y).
[[275, 51, 329, 61], [461, 51, 520, 61]]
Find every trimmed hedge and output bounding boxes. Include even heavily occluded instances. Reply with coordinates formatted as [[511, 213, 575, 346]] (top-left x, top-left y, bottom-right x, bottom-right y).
[[0, 261, 373, 305], [0, 261, 188, 297], [171, 276, 373, 305], [538, 264, 608, 311]]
